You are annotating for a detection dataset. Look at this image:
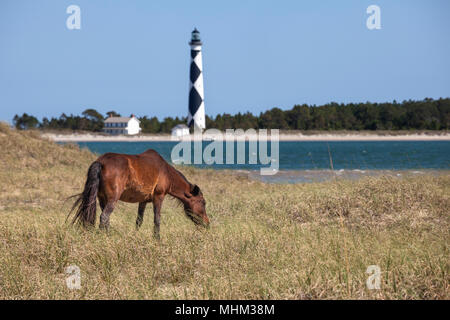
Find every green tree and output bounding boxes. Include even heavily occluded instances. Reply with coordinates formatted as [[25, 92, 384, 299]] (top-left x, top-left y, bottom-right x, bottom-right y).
[[140, 116, 161, 133], [82, 108, 104, 131], [13, 113, 39, 130]]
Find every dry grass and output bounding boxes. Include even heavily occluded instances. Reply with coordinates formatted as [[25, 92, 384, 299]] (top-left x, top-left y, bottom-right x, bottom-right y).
[[0, 122, 449, 299]]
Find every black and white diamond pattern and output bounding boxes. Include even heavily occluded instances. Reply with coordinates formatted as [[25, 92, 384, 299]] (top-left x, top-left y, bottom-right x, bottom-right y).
[[187, 47, 205, 130]]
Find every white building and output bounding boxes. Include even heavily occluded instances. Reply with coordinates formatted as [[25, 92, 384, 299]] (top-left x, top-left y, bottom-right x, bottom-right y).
[[171, 124, 190, 137], [103, 114, 141, 135]]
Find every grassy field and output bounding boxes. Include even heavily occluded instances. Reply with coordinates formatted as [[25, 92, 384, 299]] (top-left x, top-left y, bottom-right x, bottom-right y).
[[0, 122, 448, 299]]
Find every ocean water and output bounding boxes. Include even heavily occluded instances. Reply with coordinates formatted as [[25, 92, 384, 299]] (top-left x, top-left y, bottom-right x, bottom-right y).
[[70, 141, 450, 171]]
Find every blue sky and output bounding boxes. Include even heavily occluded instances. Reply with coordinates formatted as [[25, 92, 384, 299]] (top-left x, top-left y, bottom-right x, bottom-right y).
[[1, 0, 449, 122]]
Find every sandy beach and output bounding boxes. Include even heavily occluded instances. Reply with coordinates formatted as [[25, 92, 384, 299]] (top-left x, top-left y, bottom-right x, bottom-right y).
[[43, 132, 450, 142]]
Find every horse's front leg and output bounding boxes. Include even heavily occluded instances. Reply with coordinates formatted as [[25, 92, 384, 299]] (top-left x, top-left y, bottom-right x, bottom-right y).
[[152, 194, 164, 240], [136, 202, 147, 230]]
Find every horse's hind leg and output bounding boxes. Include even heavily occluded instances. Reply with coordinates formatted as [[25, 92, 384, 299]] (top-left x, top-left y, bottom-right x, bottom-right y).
[[99, 200, 116, 230], [98, 173, 124, 230], [98, 195, 106, 211], [136, 202, 147, 230]]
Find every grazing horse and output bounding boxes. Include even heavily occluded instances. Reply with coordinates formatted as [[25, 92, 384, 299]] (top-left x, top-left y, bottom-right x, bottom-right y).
[[69, 149, 209, 238]]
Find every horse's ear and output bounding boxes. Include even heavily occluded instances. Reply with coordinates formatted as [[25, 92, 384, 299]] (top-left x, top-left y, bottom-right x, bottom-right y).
[[191, 184, 200, 196]]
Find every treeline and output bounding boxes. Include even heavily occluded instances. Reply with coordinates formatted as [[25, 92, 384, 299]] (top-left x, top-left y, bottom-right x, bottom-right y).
[[12, 98, 450, 132]]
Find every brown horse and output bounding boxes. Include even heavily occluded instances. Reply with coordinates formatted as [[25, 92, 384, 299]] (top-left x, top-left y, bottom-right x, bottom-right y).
[[69, 149, 209, 238]]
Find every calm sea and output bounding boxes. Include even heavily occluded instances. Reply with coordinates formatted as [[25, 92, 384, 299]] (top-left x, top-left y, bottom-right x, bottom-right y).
[[70, 141, 450, 171]]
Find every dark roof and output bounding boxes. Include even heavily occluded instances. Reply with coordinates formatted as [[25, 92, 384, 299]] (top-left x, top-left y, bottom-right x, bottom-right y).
[[104, 117, 131, 123]]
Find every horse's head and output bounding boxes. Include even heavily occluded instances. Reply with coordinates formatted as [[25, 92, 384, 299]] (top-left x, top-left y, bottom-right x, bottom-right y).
[[184, 184, 209, 228]]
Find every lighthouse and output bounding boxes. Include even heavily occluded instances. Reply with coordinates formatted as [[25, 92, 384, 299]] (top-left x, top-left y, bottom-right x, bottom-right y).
[[187, 28, 206, 130]]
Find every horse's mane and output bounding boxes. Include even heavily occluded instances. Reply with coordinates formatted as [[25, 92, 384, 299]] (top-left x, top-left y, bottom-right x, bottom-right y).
[[173, 167, 191, 186]]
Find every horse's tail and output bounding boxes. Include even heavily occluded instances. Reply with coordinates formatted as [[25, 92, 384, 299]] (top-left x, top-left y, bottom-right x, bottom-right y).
[[68, 161, 102, 227]]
